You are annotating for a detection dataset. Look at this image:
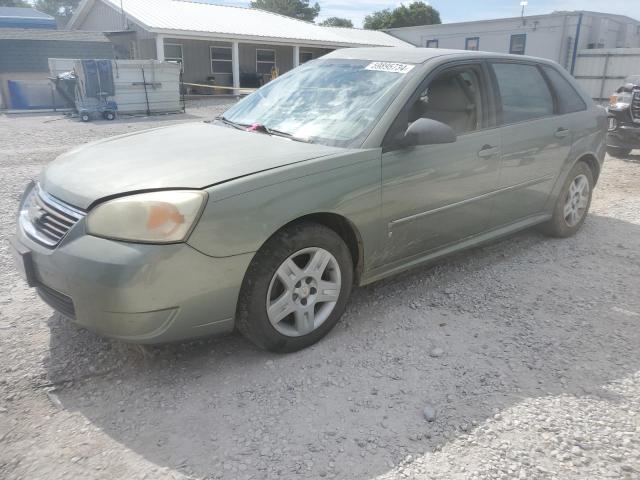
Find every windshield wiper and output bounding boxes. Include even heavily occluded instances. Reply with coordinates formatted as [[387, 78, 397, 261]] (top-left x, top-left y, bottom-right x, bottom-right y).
[[215, 116, 248, 130], [247, 123, 311, 143], [264, 127, 311, 143], [216, 118, 311, 143]]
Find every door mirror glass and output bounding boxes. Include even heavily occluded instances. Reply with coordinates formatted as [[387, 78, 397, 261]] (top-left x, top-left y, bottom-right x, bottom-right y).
[[403, 118, 457, 147]]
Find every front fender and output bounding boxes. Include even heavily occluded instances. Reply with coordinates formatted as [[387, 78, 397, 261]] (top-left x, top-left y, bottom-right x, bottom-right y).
[[188, 149, 383, 269]]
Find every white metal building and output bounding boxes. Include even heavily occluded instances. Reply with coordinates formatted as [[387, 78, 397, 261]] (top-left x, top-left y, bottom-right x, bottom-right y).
[[386, 11, 640, 73], [66, 0, 411, 93]]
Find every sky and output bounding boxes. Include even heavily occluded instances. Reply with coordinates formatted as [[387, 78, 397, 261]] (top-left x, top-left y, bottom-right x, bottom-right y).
[[205, 0, 636, 27]]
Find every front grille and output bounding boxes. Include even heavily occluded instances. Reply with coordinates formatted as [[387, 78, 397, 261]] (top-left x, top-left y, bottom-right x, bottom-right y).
[[37, 284, 76, 319], [20, 185, 84, 248], [632, 91, 640, 123], [630, 90, 640, 123]]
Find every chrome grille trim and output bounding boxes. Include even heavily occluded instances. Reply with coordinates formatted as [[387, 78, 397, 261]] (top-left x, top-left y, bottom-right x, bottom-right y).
[[631, 91, 640, 123], [19, 185, 85, 247]]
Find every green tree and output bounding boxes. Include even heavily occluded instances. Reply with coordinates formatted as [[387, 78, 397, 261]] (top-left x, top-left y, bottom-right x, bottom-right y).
[[250, 0, 320, 22], [364, 1, 441, 30], [34, 0, 80, 23], [0, 0, 30, 7], [319, 16, 353, 28]]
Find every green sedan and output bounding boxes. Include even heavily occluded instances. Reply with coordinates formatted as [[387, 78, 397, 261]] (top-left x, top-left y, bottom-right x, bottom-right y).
[[11, 48, 607, 352]]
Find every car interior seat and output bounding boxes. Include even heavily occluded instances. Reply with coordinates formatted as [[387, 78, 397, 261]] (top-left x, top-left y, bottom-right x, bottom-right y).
[[409, 74, 477, 134]]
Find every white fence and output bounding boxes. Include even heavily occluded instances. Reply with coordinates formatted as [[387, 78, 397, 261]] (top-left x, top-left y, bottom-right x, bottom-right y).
[[573, 48, 640, 102]]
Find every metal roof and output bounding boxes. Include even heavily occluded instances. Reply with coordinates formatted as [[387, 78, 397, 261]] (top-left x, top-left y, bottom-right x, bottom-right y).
[[0, 6, 56, 29], [0, 6, 54, 19], [319, 25, 411, 47], [0, 28, 110, 42], [69, 0, 412, 48]]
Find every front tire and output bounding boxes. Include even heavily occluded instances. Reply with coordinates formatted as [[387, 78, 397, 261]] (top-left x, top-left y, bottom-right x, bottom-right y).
[[236, 222, 353, 353], [541, 161, 594, 238]]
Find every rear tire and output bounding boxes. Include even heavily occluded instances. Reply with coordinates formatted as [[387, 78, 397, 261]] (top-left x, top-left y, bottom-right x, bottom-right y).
[[541, 161, 593, 238], [607, 147, 631, 158], [236, 222, 353, 353]]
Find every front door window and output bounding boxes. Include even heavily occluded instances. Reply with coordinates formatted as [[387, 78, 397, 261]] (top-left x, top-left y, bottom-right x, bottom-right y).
[[407, 66, 485, 136]]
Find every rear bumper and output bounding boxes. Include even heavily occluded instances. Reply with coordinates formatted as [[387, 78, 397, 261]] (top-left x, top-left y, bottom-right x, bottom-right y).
[[11, 221, 254, 344]]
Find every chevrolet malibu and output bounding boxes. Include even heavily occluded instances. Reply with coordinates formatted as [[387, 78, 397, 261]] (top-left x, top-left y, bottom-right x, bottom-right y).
[[11, 48, 606, 352]]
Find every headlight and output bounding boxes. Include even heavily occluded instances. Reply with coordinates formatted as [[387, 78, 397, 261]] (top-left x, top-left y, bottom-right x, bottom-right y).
[[609, 92, 632, 109], [86, 190, 207, 243]]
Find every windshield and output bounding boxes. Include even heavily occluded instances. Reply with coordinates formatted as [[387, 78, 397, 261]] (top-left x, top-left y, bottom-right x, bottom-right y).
[[221, 59, 414, 147]]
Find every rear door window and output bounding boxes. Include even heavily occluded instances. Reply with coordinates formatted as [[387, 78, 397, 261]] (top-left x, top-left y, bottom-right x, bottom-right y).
[[491, 62, 554, 124], [542, 65, 587, 114]]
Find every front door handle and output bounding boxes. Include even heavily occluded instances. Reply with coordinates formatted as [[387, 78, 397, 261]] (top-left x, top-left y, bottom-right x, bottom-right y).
[[554, 127, 570, 139], [478, 144, 499, 158]]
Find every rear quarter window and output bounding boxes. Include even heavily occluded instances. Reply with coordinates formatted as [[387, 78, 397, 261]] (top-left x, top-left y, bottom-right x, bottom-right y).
[[542, 65, 587, 114]]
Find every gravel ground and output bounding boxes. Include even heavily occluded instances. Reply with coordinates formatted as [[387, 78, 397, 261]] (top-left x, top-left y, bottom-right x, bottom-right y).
[[1, 100, 639, 480]]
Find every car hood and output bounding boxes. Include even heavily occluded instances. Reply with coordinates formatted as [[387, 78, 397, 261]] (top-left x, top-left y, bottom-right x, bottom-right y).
[[40, 122, 343, 209]]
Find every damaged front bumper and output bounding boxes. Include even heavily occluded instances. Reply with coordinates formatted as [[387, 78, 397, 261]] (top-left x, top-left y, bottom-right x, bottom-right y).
[[9, 185, 254, 344], [607, 108, 640, 150]]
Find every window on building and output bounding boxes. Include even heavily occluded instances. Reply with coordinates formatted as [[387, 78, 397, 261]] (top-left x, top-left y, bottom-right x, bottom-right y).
[[542, 65, 587, 114], [492, 62, 554, 123], [465, 37, 479, 51], [164, 43, 183, 70], [129, 41, 137, 59], [211, 46, 232, 74], [300, 51, 314, 64], [426, 39, 439, 48], [509, 34, 526, 55], [256, 49, 276, 75]]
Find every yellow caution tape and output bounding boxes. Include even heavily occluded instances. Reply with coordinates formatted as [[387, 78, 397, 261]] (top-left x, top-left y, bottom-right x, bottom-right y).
[[182, 82, 257, 93]]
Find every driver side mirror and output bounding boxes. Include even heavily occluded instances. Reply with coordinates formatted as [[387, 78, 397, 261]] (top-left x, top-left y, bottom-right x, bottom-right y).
[[402, 118, 457, 147]]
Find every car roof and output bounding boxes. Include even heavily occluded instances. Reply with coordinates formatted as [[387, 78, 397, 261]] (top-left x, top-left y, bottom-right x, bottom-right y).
[[324, 47, 553, 65]]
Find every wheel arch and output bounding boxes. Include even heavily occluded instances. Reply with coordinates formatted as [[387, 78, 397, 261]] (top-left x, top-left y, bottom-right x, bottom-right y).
[[262, 212, 365, 285], [576, 152, 601, 184]]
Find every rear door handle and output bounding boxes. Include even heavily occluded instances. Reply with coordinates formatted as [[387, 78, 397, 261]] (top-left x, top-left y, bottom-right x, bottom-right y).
[[554, 127, 570, 139], [478, 144, 499, 158]]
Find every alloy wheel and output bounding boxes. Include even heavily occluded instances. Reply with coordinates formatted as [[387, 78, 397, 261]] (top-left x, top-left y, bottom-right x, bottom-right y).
[[266, 247, 341, 337], [563, 174, 590, 227]]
